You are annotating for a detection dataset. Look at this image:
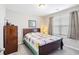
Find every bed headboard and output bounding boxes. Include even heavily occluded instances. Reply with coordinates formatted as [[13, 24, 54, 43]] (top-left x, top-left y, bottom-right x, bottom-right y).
[[23, 28, 40, 37]]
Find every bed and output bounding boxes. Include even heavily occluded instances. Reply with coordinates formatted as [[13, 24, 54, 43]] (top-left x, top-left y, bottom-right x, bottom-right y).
[[23, 28, 63, 55]]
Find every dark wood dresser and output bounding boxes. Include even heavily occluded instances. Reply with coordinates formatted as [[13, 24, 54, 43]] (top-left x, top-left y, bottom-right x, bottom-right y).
[[4, 24, 18, 55]]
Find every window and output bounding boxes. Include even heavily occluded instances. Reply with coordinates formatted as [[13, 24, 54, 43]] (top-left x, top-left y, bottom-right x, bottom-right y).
[[53, 14, 69, 37]]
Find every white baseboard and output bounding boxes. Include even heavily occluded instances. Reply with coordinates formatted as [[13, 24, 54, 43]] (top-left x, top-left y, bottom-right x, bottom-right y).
[[65, 45, 79, 51]]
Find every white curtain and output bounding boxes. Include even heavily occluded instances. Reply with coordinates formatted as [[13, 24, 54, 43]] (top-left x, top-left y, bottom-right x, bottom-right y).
[[48, 17, 53, 35], [69, 11, 79, 40]]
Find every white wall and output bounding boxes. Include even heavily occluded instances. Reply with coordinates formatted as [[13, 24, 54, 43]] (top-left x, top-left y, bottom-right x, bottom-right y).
[[5, 9, 41, 44], [0, 5, 5, 55]]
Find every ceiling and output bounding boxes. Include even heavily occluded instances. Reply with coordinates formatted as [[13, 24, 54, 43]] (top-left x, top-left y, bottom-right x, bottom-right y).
[[6, 4, 76, 16]]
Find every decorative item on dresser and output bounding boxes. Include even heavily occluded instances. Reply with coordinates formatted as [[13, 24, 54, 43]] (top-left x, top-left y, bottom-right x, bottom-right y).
[[3, 23, 18, 55]]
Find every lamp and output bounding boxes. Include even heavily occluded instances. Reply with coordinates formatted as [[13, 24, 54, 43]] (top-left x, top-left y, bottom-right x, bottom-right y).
[[41, 25, 48, 35]]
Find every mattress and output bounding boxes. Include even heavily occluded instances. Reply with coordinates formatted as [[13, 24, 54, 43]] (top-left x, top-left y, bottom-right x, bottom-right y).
[[24, 32, 62, 54]]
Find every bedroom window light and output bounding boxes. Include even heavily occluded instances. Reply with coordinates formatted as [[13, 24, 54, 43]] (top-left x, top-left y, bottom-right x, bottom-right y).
[[36, 4, 47, 9]]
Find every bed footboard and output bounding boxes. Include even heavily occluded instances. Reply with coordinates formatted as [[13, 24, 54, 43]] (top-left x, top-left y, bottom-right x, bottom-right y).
[[39, 39, 63, 55]]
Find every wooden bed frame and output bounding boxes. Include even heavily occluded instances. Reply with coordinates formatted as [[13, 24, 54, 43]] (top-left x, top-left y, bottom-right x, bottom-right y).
[[23, 28, 63, 55]]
